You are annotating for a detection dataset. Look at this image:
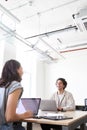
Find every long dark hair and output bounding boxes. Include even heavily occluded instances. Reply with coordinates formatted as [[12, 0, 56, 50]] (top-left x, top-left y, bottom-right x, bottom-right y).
[[0, 59, 22, 87]]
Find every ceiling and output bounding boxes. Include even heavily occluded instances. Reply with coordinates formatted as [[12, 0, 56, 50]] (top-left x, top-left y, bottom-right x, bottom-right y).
[[0, 0, 87, 62]]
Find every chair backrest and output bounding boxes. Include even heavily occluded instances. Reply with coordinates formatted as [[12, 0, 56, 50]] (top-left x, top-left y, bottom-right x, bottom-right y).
[[76, 105, 84, 110], [0, 87, 6, 125], [84, 98, 87, 106]]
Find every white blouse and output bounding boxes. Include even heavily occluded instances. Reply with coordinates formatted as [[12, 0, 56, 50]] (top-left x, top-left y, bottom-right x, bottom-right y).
[[51, 90, 75, 111]]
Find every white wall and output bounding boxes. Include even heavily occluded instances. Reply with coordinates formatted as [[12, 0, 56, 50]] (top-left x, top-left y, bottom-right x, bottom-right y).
[[0, 41, 4, 75], [36, 60, 45, 98], [3, 37, 16, 63], [43, 49, 87, 105], [16, 46, 45, 98], [0, 37, 16, 76]]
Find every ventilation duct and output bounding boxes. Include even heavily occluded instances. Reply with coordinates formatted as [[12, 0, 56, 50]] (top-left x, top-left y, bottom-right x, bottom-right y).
[[73, 7, 87, 31]]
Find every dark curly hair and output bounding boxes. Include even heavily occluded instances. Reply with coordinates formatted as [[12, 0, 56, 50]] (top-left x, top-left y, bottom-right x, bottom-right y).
[[56, 78, 67, 89], [0, 59, 22, 87]]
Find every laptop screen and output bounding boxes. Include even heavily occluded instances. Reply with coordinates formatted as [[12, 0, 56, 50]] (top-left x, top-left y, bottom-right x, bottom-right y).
[[21, 98, 41, 115], [40, 100, 57, 111]]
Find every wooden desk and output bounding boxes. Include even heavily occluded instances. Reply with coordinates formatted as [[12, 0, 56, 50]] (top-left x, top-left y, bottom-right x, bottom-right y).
[[24, 111, 87, 130]]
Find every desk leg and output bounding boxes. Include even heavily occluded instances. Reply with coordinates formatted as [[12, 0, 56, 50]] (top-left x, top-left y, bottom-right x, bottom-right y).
[[62, 126, 74, 130], [80, 123, 85, 130], [27, 122, 32, 130], [62, 126, 70, 130]]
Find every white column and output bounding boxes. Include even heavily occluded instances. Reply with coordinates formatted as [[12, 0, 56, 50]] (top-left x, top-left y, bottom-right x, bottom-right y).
[[3, 37, 16, 63]]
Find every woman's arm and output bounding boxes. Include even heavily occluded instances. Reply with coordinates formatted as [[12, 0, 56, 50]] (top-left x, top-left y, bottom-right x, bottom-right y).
[[62, 93, 75, 111], [5, 88, 33, 122]]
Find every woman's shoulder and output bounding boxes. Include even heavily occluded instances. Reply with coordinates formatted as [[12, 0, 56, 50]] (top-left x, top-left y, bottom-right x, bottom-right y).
[[10, 81, 21, 86], [7, 81, 23, 93], [64, 90, 73, 96]]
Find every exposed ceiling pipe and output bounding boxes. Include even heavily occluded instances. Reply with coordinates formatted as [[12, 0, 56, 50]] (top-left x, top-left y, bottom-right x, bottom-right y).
[[60, 47, 87, 53], [0, 21, 55, 61], [0, 4, 20, 23], [25, 25, 78, 39], [39, 37, 64, 58], [65, 43, 87, 48], [59, 42, 87, 53]]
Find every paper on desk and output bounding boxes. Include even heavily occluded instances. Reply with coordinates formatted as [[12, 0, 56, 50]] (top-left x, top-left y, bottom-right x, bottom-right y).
[[44, 113, 64, 116], [16, 100, 26, 114]]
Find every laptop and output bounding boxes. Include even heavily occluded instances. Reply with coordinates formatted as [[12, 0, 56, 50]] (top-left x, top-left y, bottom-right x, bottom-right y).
[[20, 98, 41, 117], [40, 99, 57, 111]]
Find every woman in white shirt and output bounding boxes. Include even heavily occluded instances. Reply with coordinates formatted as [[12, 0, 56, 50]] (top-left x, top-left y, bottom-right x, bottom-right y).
[[41, 78, 75, 130]]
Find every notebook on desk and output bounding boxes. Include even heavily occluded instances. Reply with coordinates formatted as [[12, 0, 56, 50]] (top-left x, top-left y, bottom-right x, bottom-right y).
[[42, 115, 73, 120], [39, 112, 73, 120], [18, 98, 41, 116]]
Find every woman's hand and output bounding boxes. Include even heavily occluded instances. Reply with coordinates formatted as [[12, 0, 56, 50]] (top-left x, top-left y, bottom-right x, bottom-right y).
[[23, 110, 34, 118], [57, 107, 63, 111]]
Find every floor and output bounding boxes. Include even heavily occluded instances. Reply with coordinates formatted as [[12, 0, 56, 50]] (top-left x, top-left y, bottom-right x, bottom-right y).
[[23, 122, 87, 130], [23, 122, 41, 130], [32, 123, 42, 130]]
